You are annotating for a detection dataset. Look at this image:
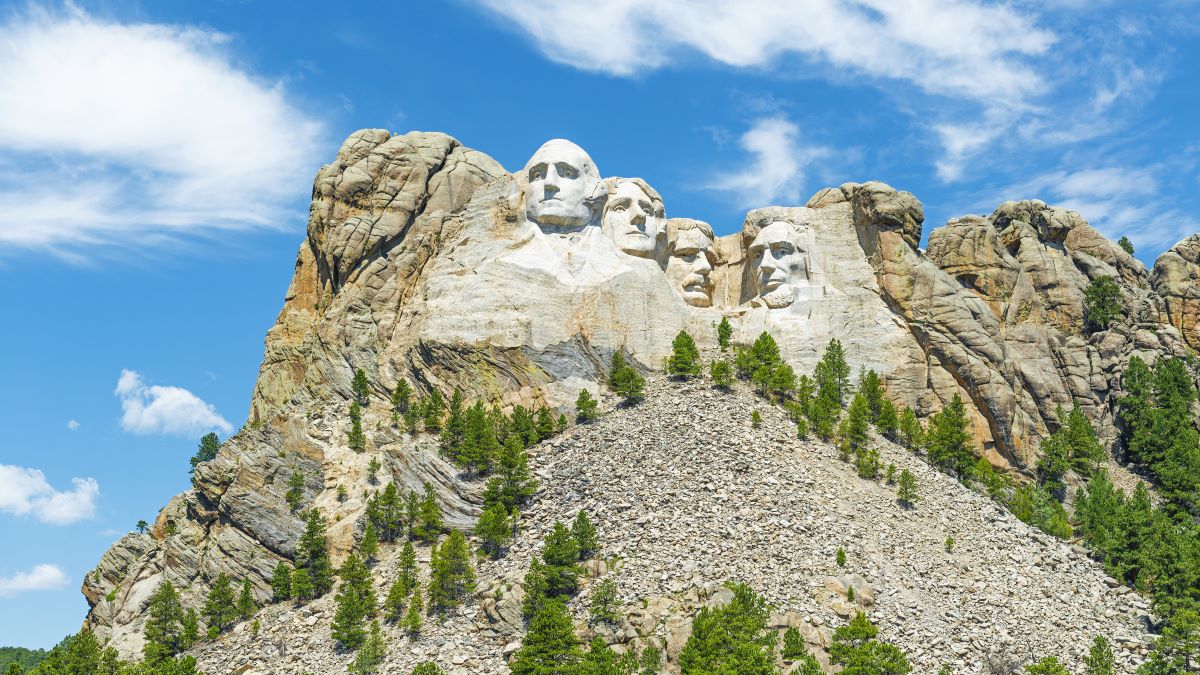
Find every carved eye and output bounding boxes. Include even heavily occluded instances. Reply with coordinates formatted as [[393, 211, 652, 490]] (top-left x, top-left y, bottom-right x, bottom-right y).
[[612, 205, 627, 212], [556, 162, 579, 179], [529, 165, 546, 181]]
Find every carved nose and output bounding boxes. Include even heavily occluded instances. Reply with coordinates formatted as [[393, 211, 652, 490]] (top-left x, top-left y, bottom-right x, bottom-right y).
[[695, 255, 712, 272]]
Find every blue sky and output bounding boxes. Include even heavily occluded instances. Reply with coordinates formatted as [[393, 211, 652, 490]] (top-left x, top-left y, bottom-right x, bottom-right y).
[[0, 0, 1197, 649]]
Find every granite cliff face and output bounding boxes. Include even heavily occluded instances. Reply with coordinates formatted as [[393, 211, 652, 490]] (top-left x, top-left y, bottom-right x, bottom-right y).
[[83, 129, 1197, 662]]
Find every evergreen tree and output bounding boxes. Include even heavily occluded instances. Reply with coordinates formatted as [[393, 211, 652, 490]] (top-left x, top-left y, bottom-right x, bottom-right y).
[[441, 390, 466, 459], [1119, 236, 1135, 255], [341, 552, 378, 615], [271, 562, 291, 602], [367, 457, 382, 484], [405, 490, 420, 539], [609, 352, 646, 403], [136, 519, 149, 534], [668, 330, 702, 378], [348, 400, 367, 452], [143, 581, 185, 663], [898, 407, 924, 450], [816, 338, 852, 405], [557, 412, 569, 433], [352, 368, 371, 405], [291, 568, 314, 602], [678, 582, 776, 675], [589, 577, 619, 626], [349, 620, 386, 674], [331, 570, 370, 650], [717, 317, 733, 351], [391, 379, 412, 417], [403, 404, 421, 434], [384, 578, 408, 623], [542, 522, 581, 597], [1064, 402, 1105, 475], [1084, 276, 1123, 333], [475, 503, 512, 559], [521, 559, 551, 622], [356, 520, 379, 565], [855, 448, 881, 479], [1025, 657, 1070, 675], [572, 510, 598, 560], [416, 482, 443, 542], [710, 360, 733, 389], [926, 394, 975, 480], [401, 588, 423, 637], [1084, 636, 1115, 675], [830, 612, 912, 674], [203, 573, 238, 633], [285, 470, 305, 512], [896, 469, 919, 507], [236, 578, 257, 621], [781, 627, 806, 659], [429, 530, 475, 614], [188, 432, 220, 474], [575, 388, 599, 422], [423, 388, 445, 432], [535, 406, 557, 441], [877, 398, 899, 441], [858, 369, 884, 421], [1036, 425, 1071, 497], [410, 662, 444, 675], [179, 608, 199, 650], [296, 508, 334, 596], [840, 393, 871, 456], [481, 435, 537, 514], [509, 405, 539, 446], [510, 598, 582, 675]]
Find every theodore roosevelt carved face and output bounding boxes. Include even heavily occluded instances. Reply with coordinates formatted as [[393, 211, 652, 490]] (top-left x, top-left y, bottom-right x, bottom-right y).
[[522, 139, 606, 233], [749, 219, 812, 308], [602, 178, 666, 260], [666, 219, 716, 307]]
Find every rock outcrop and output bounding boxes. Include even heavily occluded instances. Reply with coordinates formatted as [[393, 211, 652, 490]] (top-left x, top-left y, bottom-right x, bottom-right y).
[[83, 129, 1199, 664]]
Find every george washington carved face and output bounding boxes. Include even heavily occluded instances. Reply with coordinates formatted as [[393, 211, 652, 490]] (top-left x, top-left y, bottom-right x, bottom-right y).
[[522, 139, 606, 232]]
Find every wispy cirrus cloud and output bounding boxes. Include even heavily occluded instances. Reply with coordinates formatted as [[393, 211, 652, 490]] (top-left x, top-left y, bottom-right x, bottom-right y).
[[706, 117, 829, 208], [0, 465, 98, 525], [115, 370, 232, 436], [0, 5, 325, 260]]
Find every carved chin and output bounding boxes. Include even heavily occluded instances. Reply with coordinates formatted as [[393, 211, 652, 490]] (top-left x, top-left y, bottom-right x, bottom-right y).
[[761, 287, 795, 309], [618, 236, 655, 258], [681, 289, 712, 307]]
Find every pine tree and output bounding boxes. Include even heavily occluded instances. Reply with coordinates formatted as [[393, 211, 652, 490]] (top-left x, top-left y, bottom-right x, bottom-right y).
[[271, 562, 291, 602], [391, 379, 412, 416], [521, 559, 551, 622], [572, 510, 598, 560], [405, 490, 420, 539], [285, 470, 305, 512], [609, 352, 646, 403], [297, 508, 334, 596], [143, 581, 185, 663], [589, 576, 619, 626], [896, 469, 919, 507], [557, 412, 569, 433], [668, 330, 702, 378], [383, 578, 408, 623], [402, 587, 424, 637], [858, 369, 884, 421], [510, 598, 582, 675], [352, 368, 371, 404], [855, 447, 881, 479], [717, 317, 732, 350], [423, 388, 445, 432], [410, 661, 443, 675], [361, 520, 380, 563], [877, 398, 899, 441], [926, 394, 975, 480], [542, 522, 581, 597], [331, 572, 369, 650], [136, 519, 149, 534], [1083, 636, 1115, 675], [679, 582, 776, 674], [1083, 276, 1123, 333], [236, 578, 257, 621], [349, 620, 386, 674], [475, 503, 512, 559], [816, 338, 852, 405], [428, 530, 475, 613], [291, 568, 314, 602], [710, 360, 733, 389], [367, 457, 382, 484], [189, 432, 220, 474], [441, 390, 466, 459], [348, 400, 366, 452], [1037, 423, 1071, 497], [782, 626, 824, 673], [203, 573, 238, 633], [1025, 657, 1070, 675], [481, 434, 537, 514], [1119, 236, 1135, 255], [575, 388, 599, 422], [898, 407, 924, 450], [340, 552, 378, 616], [830, 611, 912, 674], [840, 393, 871, 455], [180, 608, 199, 650], [416, 482, 443, 542], [535, 406, 557, 441], [1064, 402, 1105, 475]]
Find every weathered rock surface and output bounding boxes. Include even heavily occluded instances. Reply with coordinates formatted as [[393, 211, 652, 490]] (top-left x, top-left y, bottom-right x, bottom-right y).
[[189, 378, 1155, 674], [83, 129, 1199, 664]]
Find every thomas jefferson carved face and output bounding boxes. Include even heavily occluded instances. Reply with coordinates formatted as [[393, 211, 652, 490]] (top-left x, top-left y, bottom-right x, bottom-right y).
[[602, 179, 665, 259], [749, 220, 810, 308], [666, 223, 716, 307], [522, 139, 604, 232]]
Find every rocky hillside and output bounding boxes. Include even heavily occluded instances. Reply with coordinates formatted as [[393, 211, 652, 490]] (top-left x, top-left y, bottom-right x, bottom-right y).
[[187, 376, 1154, 674], [79, 128, 1200, 668]]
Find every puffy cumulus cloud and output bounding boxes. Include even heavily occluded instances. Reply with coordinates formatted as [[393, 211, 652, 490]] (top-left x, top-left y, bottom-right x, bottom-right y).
[[0, 6, 325, 259], [474, 0, 1052, 101], [0, 465, 99, 525], [706, 117, 828, 208], [115, 369, 232, 436], [0, 564, 69, 596]]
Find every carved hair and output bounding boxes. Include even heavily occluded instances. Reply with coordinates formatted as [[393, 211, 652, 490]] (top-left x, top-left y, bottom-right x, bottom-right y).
[[667, 218, 715, 247]]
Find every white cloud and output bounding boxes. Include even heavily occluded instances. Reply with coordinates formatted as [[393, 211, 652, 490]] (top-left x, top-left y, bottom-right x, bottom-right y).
[[475, 0, 1053, 101], [707, 117, 828, 207], [0, 6, 324, 258], [66, 419, 79, 431], [0, 465, 99, 525], [115, 369, 232, 436], [0, 564, 69, 596]]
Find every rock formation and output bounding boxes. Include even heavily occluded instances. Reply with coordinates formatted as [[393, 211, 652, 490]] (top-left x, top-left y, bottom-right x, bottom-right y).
[[82, 129, 1199, 667]]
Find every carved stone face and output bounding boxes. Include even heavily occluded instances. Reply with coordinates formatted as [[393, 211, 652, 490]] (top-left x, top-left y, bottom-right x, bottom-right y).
[[666, 227, 716, 307], [523, 139, 602, 231], [603, 180, 663, 259], [749, 220, 809, 308]]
